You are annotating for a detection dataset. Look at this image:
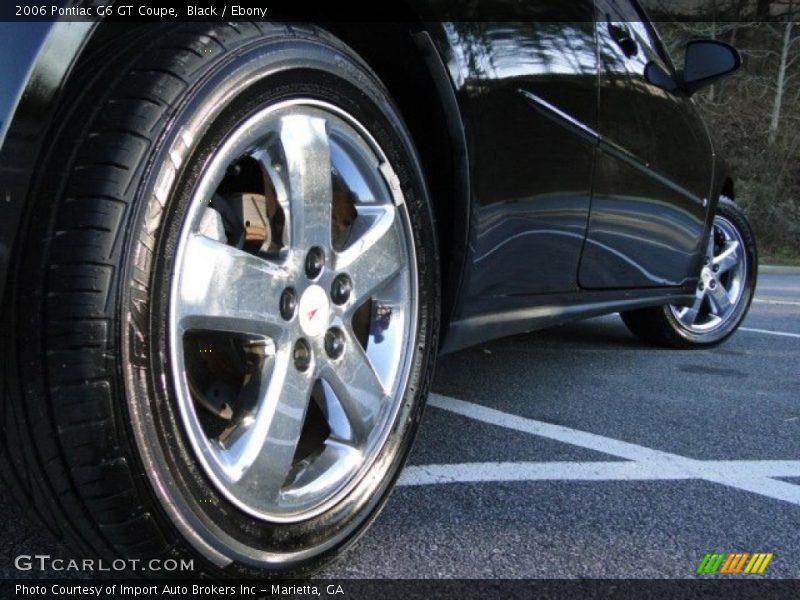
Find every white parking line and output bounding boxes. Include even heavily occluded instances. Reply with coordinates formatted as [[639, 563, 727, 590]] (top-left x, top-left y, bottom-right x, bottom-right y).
[[753, 298, 800, 306], [740, 327, 800, 339], [400, 460, 800, 485], [398, 394, 800, 507]]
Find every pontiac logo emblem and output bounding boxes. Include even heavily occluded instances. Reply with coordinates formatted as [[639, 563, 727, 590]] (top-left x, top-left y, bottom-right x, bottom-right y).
[[297, 286, 330, 338]]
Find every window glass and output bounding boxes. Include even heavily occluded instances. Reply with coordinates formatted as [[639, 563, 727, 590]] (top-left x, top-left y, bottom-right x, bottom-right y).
[[599, 0, 677, 70]]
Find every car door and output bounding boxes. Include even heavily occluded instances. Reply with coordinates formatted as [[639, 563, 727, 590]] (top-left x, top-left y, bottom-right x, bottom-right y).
[[434, 2, 598, 316], [579, 0, 714, 289]]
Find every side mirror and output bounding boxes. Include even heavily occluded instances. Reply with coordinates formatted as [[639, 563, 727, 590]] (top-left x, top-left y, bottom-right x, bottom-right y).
[[644, 62, 679, 92], [681, 40, 741, 95]]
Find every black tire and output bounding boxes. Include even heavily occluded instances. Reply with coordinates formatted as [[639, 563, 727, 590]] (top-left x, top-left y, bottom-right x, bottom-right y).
[[620, 196, 757, 349], [2, 23, 439, 577]]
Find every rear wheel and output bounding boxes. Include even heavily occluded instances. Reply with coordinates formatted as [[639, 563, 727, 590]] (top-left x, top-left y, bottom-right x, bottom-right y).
[[620, 197, 757, 348], [3, 23, 438, 576]]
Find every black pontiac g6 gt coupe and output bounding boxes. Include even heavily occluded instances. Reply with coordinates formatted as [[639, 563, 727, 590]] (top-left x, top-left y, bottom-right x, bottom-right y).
[[0, 0, 756, 577]]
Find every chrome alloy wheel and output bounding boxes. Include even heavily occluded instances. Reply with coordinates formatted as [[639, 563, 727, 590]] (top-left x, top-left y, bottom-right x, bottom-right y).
[[169, 99, 417, 522], [669, 215, 747, 333]]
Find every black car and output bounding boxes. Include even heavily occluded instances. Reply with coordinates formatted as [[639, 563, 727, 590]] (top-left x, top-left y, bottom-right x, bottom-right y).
[[0, 1, 756, 577]]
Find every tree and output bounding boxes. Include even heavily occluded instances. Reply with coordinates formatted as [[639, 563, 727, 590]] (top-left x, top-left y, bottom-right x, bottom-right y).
[[769, 20, 799, 143]]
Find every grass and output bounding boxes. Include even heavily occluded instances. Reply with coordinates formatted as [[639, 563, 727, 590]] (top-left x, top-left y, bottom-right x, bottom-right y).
[[761, 255, 800, 267], [755, 239, 800, 266]]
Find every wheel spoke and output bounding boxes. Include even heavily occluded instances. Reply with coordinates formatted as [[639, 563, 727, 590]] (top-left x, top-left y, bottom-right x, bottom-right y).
[[713, 240, 741, 275], [336, 207, 403, 306], [220, 348, 315, 501], [279, 115, 333, 249], [706, 230, 715, 260], [681, 292, 705, 326], [176, 233, 290, 336], [708, 284, 733, 316], [319, 331, 387, 444], [282, 439, 362, 500]]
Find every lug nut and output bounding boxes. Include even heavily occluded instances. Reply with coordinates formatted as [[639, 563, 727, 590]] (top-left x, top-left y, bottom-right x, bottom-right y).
[[709, 280, 717, 290], [699, 282, 705, 291], [305, 247, 325, 279], [712, 264, 720, 273], [331, 274, 352, 305], [324, 328, 345, 360], [293, 339, 311, 372], [280, 288, 297, 321]]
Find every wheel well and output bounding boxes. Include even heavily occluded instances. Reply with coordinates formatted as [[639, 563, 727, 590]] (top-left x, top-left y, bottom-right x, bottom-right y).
[[722, 177, 735, 200], [320, 22, 469, 332]]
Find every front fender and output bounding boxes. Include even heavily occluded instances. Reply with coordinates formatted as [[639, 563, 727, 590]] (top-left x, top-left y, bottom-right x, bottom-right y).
[[0, 20, 94, 301]]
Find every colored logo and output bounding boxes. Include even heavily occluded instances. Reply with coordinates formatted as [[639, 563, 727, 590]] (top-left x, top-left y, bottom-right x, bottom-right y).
[[696, 552, 773, 575]]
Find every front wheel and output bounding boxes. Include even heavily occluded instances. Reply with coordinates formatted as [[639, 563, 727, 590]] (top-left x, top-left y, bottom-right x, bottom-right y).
[[620, 197, 757, 348], [5, 23, 439, 577]]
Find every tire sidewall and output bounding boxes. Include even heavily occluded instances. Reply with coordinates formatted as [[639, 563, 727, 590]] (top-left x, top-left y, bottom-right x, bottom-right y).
[[119, 34, 438, 574]]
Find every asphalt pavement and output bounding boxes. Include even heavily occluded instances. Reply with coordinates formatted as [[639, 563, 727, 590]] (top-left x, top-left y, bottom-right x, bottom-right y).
[[2, 269, 798, 579]]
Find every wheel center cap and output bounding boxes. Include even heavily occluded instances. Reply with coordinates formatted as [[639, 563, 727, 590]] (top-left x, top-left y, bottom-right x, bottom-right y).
[[298, 285, 330, 337]]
